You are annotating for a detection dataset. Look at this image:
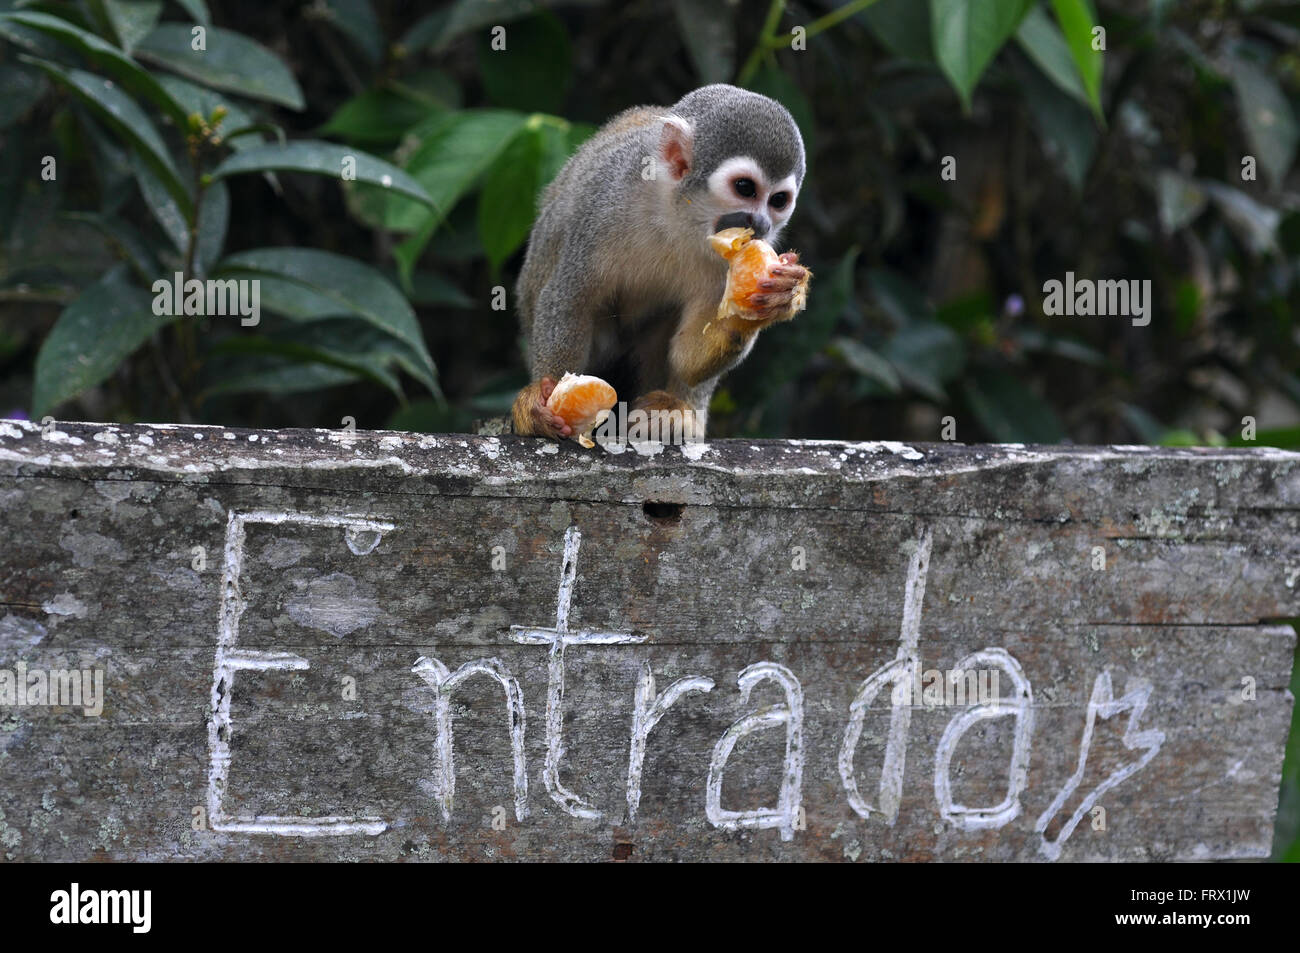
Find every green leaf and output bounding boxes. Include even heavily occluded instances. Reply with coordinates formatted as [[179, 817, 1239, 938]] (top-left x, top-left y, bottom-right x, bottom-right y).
[[1229, 56, 1299, 191], [70, 106, 136, 215], [1227, 425, 1300, 450], [475, 10, 570, 115], [168, 0, 210, 26], [428, 0, 541, 54], [320, 86, 437, 144], [402, 109, 529, 223], [1015, 5, 1089, 107], [210, 140, 434, 208], [32, 264, 173, 417], [398, 8, 451, 52], [1013, 51, 1096, 188], [0, 62, 46, 129], [403, 270, 475, 309], [867, 268, 933, 326], [882, 321, 965, 401], [1154, 169, 1206, 234], [135, 23, 305, 110], [962, 367, 1065, 442], [672, 0, 735, 84], [129, 148, 188, 253], [208, 321, 410, 399], [477, 126, 542, 270], [99, 0, 163, 53], [831, 336, 902, 392], [196, 179, 228, 277], [229, 274, 356, 320], [318, 0, 383, 66], [392, 68, 462, 110], [155, 73, 262, 151], [20, 55, 193, 215], [214, 247, 439, 395], [203, 359, 363, 397], [863, 0, 934, 62], [1046, 0, 1103, 118], [0, 10, 188, 124], [60, 211, 163, 283], [930, 0, 1033, 109], [389, 109, 529, 281], [1201, 180, 1280, 256], [1013, 327, 1107, 366], [477, 118, 571, 269]]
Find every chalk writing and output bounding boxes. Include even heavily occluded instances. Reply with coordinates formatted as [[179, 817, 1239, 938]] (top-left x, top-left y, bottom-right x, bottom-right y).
[[705, 662, 805, 841], [839, 526, 932, 824], [1034, 671, 1165, 860], [208, 510, 393, 836], [410, 656, 529, 822], [509, 525, 646, 819], [627, 663, 714, 823], [203, 514, 1165, 858]]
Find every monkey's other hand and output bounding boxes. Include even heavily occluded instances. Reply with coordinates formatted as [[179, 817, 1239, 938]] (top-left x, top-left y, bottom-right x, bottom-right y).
[[511, 377, 572, 439], [749, 252, 811, 324]]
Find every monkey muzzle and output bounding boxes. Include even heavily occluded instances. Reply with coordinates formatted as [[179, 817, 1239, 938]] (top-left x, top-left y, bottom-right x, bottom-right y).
[[714, 211, 771, 239]]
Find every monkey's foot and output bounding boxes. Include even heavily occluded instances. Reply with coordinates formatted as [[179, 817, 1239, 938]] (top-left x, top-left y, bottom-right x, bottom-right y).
[[631, 391, 701, 443], [511, 377, 572, 439]]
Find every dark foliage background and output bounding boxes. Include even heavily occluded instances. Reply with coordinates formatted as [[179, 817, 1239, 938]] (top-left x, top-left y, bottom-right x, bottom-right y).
[[0, 0, 1297, 858]]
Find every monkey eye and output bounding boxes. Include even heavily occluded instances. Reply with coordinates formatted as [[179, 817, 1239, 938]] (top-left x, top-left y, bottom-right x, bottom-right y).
[[769, 191, 790, 209], [733, 178, 757, 198]]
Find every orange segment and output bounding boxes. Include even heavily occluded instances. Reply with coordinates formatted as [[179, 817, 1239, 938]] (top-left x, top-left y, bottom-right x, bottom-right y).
[[709, 226, 782, 317]]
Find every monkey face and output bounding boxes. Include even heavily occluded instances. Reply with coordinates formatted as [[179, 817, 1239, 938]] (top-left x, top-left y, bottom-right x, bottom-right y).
[[656, 87, 805, 249], [701, 156, 799, 244]]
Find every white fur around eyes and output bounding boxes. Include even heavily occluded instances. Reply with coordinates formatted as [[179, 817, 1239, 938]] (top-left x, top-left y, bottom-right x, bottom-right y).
[[705, 159, 798, 216], [707, 156, 766, 199]]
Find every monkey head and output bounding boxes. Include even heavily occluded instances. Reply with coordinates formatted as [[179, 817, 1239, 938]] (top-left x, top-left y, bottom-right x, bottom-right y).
[[656, 84, 806, 249]]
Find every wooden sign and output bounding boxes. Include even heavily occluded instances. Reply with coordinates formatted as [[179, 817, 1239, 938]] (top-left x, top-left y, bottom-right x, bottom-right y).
[[0, 418, 1295, 861]]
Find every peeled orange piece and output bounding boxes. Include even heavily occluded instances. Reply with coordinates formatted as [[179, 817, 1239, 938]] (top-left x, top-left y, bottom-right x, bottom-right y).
[[711, 226, 802, 324], [546, 372, 617, 447], [709, 227, 783, 318]]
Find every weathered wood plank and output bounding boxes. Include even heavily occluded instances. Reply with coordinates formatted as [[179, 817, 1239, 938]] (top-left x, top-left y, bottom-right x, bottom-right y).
[[0, 419, 1295, 861]]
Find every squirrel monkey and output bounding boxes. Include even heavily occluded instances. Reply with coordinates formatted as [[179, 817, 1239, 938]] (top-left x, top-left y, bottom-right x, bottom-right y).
[[511, 84, 809, 440]]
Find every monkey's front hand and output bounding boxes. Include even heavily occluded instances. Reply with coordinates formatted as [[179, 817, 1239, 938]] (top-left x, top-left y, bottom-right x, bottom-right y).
[[749, 252, 811, 325], [511, 377, 572, 439]]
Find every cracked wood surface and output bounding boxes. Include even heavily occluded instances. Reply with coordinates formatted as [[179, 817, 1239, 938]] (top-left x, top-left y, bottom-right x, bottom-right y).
[[0, 418, 1295, 861]]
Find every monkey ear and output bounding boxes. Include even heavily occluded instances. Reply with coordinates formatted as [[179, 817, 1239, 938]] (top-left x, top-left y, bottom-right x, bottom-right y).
[[658, 116, 693, 181]]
